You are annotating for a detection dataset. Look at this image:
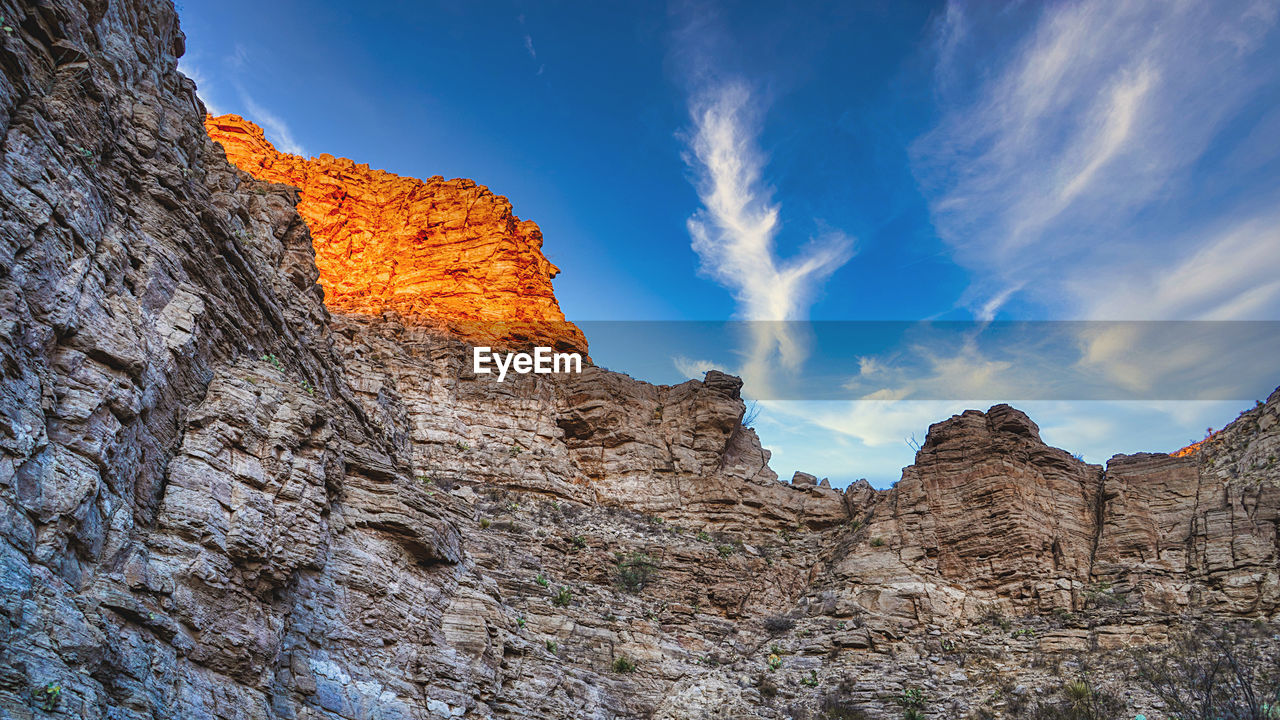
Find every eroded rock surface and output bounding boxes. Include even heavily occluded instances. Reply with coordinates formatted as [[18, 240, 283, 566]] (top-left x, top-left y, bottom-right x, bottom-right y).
[[1, 1, 1278, 719], [204, 114, 587, 354]]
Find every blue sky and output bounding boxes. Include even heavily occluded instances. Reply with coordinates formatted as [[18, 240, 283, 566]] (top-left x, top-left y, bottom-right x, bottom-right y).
[[179, 0, 1280, 487]]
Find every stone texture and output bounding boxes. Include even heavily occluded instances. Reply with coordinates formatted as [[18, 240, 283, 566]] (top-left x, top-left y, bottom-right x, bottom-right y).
[[0, 1, 1277, 719], [893, 405, 1103, 613], [1095, 392, 1280, 616], [204, 114, 587, 354]]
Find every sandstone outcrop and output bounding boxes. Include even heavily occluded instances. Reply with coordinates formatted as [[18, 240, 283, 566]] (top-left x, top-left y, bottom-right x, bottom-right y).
[[204, 113, 586, 354], [1, 1, 1277, 719], [1095, 394, 1280, 616]]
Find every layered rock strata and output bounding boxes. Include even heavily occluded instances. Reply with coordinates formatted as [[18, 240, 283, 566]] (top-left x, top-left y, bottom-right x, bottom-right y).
[[204, 113, 587, 354], [0, 1, 1277, 719]]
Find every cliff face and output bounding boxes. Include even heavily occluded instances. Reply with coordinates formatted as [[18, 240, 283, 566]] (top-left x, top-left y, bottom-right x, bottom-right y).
[[204, 114, 586, 354], [1, 2, 1278, 720]]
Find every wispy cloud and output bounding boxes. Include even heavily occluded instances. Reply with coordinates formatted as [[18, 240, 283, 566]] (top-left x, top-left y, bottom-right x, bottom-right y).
[[684, 82, 854, 381], [178, 58, 223, 116], [518, 14, 545, 74], [178, 43, 307, 157], [240, 92, 306, 157], [673, 355, 718, 380], [914, 0, 1280, 321]]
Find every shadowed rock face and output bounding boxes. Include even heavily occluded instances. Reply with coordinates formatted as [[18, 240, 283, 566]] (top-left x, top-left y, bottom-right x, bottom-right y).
[[1, 1, 1278, 719], [205, 113, 587, 354]]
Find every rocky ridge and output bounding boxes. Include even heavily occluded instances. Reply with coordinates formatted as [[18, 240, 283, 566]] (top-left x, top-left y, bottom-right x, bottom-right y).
[[0, 1, 1277, 719], [204, 113, 586, 354]]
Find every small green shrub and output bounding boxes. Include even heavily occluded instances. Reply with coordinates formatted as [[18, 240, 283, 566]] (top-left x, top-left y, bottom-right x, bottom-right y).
[[612, 655, 637, 673], [32, 683, 61, 711], [899, 688, 926, 709], [1083, 581, 1126, 608], [552, 586, 572, 607], [801, 670, 820, 687], [767, 653, 782, 671], [545, 640, 557, 653], [1028, 676, 1122, 720], [717, 544, 736, 557], [978, 604, 1012, 632], [616, 552, 657, 592], [479, 517, 491, 529], [535, 573, 549, 588], [570, 534, 587, 549], [818, 694, 870, 719], [696, 531, 712, 542], [870, 537, 885, 547]]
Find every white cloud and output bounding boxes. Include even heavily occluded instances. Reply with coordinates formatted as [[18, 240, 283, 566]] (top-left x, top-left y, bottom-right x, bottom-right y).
[[180, 43, 307, 157], [761, 395, 1251, 487], [672, 355, 718, 380], [1077, 213, 1280, 320], [178, 59, 223, 116], [686, 83, 854, 326], [240, 92, 307, 157], [664, 2, 1280, 488], [684, 83, 854, 393], [914, 0, 1280, 321]]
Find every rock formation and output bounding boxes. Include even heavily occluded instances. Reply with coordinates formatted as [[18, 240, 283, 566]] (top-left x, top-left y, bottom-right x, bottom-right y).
[[0, 1, 1277, 719], [204, 114, 587, 354]]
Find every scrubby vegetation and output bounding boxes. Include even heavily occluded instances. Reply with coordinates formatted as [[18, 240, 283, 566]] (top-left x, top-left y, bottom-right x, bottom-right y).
[[1029, 676, 1122, 720], [31, 683, 61, 711], [764, 615, 796, 634], [616, 552, 658, 592], [1132, 621, 1280, 720]]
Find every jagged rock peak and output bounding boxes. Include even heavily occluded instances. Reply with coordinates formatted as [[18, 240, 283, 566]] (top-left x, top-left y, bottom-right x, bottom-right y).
[[919, 403, 1044, 453], [204, 113, 588, 354]]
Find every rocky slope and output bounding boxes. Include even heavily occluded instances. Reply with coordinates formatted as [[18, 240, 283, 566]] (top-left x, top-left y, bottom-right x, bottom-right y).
[[204, 114, 586, 354], [0, 1, 1277, 719]]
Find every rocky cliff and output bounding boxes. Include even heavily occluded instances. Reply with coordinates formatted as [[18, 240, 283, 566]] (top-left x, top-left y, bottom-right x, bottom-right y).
[[0, 1, 1277, 719], [204, 114, 586, 354]]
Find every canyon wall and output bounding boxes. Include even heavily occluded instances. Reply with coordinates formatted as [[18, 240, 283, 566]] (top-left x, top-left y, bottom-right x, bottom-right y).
[[205, 114, 586, 354], [0, 1, 1277, 719]]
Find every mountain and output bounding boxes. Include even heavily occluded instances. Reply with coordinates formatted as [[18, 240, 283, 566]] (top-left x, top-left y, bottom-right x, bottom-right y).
[[0, 1, 1276, 719], [204, 113, 586, 354]]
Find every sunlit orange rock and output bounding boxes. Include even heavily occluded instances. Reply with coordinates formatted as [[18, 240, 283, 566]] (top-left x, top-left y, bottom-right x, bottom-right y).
[[204, 114, 587, 354], [1172, 430, 1218, 458]]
